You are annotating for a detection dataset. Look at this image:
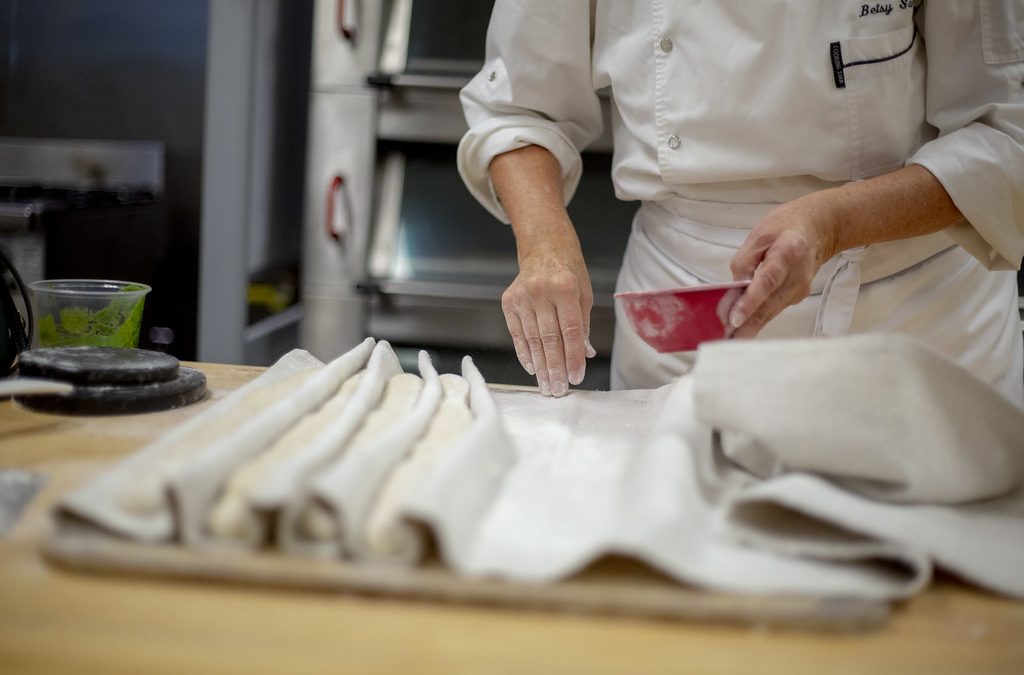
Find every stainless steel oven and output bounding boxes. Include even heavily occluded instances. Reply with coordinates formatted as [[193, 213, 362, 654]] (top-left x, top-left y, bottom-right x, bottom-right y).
[[373, 0, 494, 87], [300, 0, 636, 387]]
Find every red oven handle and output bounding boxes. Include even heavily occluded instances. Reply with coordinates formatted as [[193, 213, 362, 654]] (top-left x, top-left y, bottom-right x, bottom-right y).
[[325, 174, 352, 245], [336, 0, 358, 44]]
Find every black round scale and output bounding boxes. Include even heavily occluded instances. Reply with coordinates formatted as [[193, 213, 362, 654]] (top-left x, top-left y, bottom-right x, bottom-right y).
[[19, 347, 180, 385], [15, 347, 208, 416]]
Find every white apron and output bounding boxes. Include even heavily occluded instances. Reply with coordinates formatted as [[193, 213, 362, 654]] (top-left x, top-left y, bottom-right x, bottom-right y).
[[612, 197, 1024, 406]]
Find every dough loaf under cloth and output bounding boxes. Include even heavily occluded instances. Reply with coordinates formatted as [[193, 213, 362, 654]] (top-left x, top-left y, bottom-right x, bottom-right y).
[[119, 367, 318, 516], [206, 371, 368, 540], [296, 372, 425, 542], [363, 373, 474, 557]]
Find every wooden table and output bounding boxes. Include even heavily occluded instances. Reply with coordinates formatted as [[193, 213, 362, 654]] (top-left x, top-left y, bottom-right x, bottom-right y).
[[1, 362, 1022, 675]]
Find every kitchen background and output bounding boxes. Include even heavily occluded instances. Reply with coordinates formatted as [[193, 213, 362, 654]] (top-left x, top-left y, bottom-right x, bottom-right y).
[[1, 1, 1021, 387], [0, 0, 634, 388], [0, 0, 312, 368]]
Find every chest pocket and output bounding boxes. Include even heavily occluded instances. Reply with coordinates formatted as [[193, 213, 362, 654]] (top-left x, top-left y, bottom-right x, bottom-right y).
[[979, 0, 1024, 64], [829, 24, 926, 179]]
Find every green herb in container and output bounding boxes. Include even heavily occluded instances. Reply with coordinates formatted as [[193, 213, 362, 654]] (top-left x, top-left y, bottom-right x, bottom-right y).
[[30, 280, 151, 348]]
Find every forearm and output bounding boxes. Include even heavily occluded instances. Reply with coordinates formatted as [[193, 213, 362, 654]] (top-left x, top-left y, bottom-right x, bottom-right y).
[[821, 164, 965, 258], [488, 145, 582, 263], [489, 144, 594, 395]]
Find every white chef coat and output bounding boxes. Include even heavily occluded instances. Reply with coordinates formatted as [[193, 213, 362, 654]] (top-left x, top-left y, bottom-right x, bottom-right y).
[[457, 1, 1024, 403]]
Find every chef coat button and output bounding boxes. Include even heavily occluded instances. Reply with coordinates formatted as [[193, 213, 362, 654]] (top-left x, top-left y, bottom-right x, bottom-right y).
[[667, 134, 682, 150], [659, 36, 674, 53]]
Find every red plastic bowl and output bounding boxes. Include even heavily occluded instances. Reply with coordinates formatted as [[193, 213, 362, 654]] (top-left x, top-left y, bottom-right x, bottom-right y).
[[615, 281, 750, 353]]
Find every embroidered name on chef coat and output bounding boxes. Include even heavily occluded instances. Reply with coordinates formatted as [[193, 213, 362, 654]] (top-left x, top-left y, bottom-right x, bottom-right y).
[[857, 1, 917, 18]]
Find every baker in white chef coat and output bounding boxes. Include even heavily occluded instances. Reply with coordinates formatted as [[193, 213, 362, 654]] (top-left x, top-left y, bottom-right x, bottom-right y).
[[457, 1, 1024, 404]]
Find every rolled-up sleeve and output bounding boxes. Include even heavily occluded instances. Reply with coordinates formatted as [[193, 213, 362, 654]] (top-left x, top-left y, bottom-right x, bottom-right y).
[[907, 1, 1024, 270], [457, 1, 603, 223]]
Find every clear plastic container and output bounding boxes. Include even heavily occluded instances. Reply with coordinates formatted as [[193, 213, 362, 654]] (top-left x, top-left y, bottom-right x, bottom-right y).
[[30, 279, 151, 348]]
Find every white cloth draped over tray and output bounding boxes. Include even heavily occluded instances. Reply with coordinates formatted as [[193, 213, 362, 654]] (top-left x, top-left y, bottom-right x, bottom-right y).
[[477, 334, 1024, 599], [54, 334, 1024, 600]]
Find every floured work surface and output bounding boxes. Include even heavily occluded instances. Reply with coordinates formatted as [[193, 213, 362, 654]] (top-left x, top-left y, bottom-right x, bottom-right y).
[[41, 336, 1024, 631]]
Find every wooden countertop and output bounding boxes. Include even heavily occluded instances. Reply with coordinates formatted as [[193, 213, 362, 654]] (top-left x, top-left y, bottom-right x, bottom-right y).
[[1, 362, 1022, 675]]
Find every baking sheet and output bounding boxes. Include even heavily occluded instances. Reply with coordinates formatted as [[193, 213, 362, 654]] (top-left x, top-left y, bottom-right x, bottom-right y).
[[42, 520, 888, 631]]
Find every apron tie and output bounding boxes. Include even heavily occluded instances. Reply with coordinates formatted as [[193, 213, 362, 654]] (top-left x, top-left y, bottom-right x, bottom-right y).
[[813, 246, 868, 337]]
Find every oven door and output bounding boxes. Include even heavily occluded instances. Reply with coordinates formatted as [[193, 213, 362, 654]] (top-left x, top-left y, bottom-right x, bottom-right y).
[[374, 0, 493, 88], [362, 141, 635, 387]]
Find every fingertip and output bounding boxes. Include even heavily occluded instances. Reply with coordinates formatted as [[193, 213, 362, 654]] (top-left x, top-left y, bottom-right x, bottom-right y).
[[515, 347, 535, 375], [584, 340, 596, 358], [729, 303, 746, 329]]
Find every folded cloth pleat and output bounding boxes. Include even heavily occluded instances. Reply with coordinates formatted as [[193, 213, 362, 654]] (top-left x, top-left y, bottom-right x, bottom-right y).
[[692, 334, 1024, 504]]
